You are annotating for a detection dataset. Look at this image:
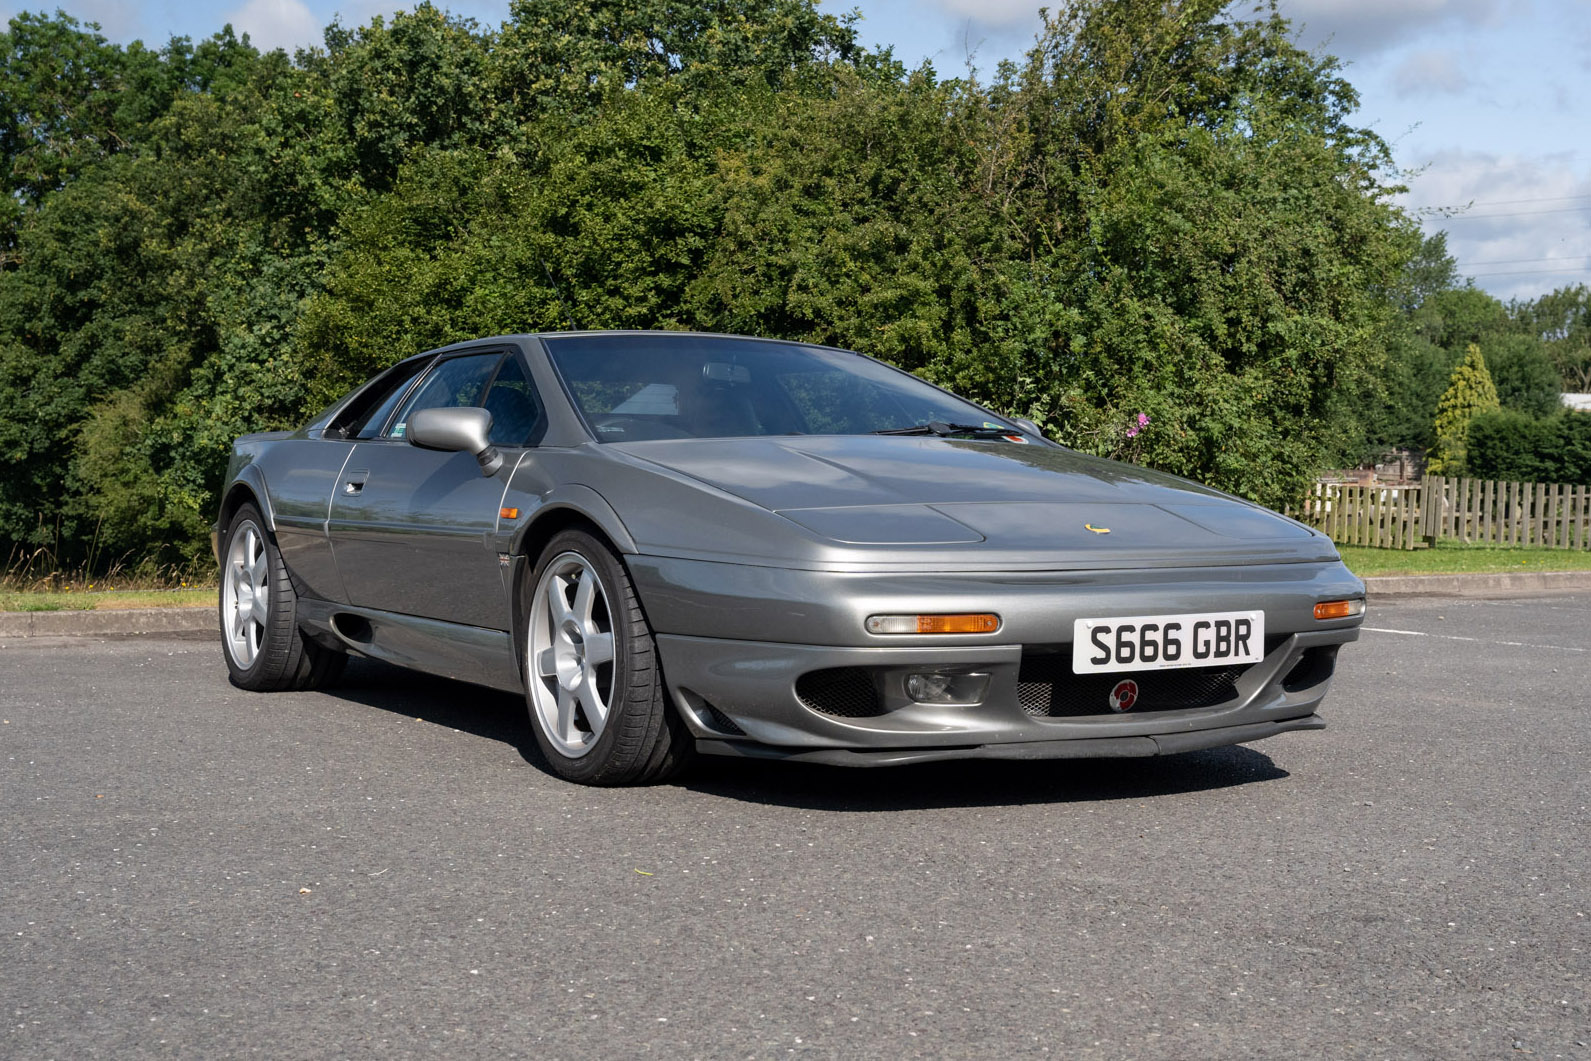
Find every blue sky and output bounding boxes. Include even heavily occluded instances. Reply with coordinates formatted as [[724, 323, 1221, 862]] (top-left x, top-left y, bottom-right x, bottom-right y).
[[6, 0, 1588, 302]]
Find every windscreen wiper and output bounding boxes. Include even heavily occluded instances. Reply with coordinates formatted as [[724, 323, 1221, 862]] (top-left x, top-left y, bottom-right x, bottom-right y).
[[873, 421, 1025, 439]]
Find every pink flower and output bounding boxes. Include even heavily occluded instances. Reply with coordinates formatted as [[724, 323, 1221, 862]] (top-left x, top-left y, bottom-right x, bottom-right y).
[[1126, 412, 1150, 439]]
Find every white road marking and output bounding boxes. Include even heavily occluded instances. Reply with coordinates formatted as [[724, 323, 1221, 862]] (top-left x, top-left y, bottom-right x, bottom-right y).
[[1362, 627, 1586, 653]]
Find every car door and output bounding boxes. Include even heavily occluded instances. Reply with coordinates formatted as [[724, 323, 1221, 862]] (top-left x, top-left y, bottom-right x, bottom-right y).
[[327, 348, 545, 629], [261, 356, 436, 604]]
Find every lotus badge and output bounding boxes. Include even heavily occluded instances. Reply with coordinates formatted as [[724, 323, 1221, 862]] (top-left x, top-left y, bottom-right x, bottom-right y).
[[1084, 523, 1111, 534]]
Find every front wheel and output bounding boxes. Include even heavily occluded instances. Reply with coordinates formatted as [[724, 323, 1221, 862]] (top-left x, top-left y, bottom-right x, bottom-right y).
[[522, 530, 689, 785], [219, 503, 345, 691]]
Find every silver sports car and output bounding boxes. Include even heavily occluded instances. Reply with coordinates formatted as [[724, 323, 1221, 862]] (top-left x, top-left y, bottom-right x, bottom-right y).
[[215, 330, 1364, 784]]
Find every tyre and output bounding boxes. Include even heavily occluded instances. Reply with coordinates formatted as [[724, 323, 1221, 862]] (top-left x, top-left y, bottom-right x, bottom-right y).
[[522, 529, 690, 785], [219, 502, 345, 691]]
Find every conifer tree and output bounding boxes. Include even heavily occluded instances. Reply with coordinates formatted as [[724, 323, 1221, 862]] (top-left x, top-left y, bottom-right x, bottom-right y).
[[1427, 343, 1501, 475]]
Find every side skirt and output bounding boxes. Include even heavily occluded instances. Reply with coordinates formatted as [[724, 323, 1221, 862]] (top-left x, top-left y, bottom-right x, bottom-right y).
[[296, 599, 523, 694]]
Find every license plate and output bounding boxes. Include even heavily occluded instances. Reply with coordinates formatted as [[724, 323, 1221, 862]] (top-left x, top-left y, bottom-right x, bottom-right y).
[[1072, 610, 1265, 674]]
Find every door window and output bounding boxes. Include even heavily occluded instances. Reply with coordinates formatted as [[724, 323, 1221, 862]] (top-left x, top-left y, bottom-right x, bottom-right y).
[[385, 353, 502, 440]]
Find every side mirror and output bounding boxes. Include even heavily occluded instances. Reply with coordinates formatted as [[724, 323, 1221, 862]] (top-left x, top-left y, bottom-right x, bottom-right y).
[[407, 406, 504, 476], [1011, 417, 1047, 440]]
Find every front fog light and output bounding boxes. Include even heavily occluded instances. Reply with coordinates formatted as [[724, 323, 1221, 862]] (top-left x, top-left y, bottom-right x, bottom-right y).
[[905, 671, 991, 705]]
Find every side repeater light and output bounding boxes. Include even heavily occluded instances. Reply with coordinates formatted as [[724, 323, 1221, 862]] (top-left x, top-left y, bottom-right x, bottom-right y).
[[866, 613, 1001, 635], [1313, 599, 1365, 620]]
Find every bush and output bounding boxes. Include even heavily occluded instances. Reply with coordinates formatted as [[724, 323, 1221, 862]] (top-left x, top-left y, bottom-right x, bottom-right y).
[[1467, 409, 1591, 484]]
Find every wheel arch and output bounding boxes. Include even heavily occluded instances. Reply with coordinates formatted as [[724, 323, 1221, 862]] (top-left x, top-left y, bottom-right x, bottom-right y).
[[506, 493, 638, 688], [214, 470, 277, 563], [220, 469, 277, 533], [510, 486, 637, 560]]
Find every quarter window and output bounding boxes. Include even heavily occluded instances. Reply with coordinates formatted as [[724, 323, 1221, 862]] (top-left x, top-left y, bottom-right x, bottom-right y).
[[335, 358, 430, 439], [480, 355, 544, 446]]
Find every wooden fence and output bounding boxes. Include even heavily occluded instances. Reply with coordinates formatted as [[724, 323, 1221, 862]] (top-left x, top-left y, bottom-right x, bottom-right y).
[[1295, 476, 1591, 550]]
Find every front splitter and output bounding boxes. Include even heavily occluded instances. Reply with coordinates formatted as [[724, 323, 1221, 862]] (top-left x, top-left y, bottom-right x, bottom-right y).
[[694, 714, 1325, 767]]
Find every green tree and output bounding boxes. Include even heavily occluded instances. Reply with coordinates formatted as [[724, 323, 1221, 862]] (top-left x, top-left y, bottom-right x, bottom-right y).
[[0, 0, 1444, 567], [1516, 284, 1590, 392], [319, 4, 500, 192], [944, 0, 1415, 505], [1428, 343, 1500, 475], [1486, 332, 1563, 417], [0, 24, 347, 565], [1363, 234, 1567, 455], [490, 0, 858, 116]]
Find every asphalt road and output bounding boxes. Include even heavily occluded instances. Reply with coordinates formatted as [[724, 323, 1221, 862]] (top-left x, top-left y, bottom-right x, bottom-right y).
[[3, 596, 1587, 1059]]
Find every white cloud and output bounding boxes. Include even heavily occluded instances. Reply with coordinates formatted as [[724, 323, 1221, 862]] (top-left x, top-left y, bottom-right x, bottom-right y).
[[1392, 48, 1471, 96], [223, 0, 322, 52], [1276, 0, 1503, 59], [1402, 149, 1591, 301]]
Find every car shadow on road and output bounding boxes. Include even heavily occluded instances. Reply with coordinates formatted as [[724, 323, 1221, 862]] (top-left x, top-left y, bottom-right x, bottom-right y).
[[681, 746, 1290, 811], [325, 658, 1290, 808], [326, 658, 536, 751]]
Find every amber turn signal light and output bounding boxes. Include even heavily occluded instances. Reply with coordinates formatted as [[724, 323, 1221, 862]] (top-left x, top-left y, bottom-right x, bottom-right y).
[[866, 613, 1001, 635], [1313, 599, 1364, 620], [499, 507, 519, 520]]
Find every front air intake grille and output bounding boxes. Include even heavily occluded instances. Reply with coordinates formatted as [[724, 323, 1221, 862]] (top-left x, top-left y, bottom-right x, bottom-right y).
[[796, 668, 885, 718], [702, 703, 746, 736], [1282, 645, 1338, 692], [1017, 653, 1247, 718]]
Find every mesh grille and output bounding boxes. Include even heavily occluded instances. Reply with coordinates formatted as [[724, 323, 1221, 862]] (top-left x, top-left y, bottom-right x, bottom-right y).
[[703, 703, 746, 736], [1017, 653, 1247, 718], [796, 668, 885, 718]]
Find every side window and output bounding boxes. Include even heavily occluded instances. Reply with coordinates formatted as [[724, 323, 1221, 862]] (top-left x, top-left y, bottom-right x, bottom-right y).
[[332, 358, 430, 439], [386, 353, 502, 440], [481, 355, 544, 446]]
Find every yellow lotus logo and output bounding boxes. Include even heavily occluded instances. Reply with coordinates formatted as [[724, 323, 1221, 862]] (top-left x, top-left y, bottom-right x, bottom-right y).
[[1084, 523, 1111, 534]]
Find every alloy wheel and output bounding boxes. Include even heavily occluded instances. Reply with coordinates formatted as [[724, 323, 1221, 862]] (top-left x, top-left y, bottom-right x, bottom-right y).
[[528, 551, 617, 758], [223, 519, 269, 668]]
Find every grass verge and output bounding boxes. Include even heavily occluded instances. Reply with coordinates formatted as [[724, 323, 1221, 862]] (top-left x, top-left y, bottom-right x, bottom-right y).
[[0, 587, 214, 613], [1339, 542, 1591, 578]]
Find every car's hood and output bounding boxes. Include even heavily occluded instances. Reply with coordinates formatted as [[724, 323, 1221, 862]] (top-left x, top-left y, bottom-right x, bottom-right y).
[[615, 436, 1336, 566]]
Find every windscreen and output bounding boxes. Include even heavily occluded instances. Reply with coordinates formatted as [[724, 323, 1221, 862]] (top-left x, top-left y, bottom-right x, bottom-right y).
[[544, 333, 1015, 442]]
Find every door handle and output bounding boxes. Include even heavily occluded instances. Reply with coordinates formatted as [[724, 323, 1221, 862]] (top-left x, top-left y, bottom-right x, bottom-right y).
[[343, 469, 369, 495]]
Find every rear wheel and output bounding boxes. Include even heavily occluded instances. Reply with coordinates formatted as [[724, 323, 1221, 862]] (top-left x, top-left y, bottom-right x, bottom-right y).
[[522, 529, 689, 785], [220, 503, 345, 691]]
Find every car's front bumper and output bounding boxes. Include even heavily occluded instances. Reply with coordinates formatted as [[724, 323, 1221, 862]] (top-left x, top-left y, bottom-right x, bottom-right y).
[[633, 556, 1363, 763], [656, 626, 1348, 755]]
